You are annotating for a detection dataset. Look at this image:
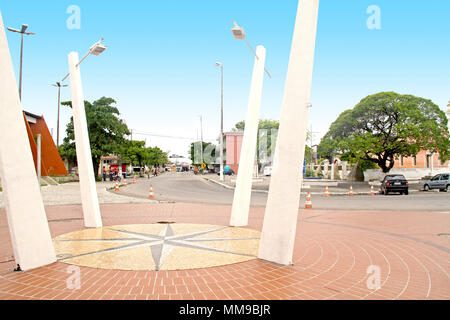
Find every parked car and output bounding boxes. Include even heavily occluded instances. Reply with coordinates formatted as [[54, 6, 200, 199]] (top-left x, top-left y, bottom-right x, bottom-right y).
[[421, 173, 450, 192], [263, 166, 273, 176], [380, 174, 409, 195]]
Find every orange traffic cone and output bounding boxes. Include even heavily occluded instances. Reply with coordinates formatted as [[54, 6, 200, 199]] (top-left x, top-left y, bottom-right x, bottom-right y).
[[115, 181, 119, 191], [349, 185, 354, 196], [370, 185, 375, 196], [324, 185, 330, 197], [149, 185, 154, 199], [133, 175, 136, 184], [305, 191, 312, 209]]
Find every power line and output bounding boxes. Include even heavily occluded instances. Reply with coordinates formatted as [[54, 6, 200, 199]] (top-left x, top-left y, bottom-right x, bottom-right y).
[[130, 130, 217, 143]]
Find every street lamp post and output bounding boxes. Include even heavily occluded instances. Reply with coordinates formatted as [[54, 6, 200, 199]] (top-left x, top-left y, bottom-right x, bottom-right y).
[[7, 24, 35, 100], [229, 21, 269, 227], [52, 82, 68, 148], [216, 62, 224, 181], [61, 38, 107, 228]]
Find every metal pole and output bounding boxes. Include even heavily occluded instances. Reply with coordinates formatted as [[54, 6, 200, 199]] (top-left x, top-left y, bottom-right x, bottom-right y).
[[57, 84, 61, 148], [18, 33, 23, 100], [200, 116, 204, 164], [37, 134, 41, 187], [219, 65, 224, 181]]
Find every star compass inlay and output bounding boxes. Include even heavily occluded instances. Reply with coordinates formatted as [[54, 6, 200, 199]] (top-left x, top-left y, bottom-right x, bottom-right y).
[[53, 223, 261, 271]]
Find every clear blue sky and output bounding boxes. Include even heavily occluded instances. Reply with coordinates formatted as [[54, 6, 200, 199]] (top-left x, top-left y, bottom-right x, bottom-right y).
[[1, 0, 449, 157]]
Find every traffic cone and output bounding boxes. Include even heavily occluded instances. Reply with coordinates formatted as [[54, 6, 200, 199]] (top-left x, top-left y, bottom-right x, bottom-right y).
[[149, 185, 154, 199], [115, 181, 119, 192], [324, 185, 330, 197], [305, 191, 312, 209], [349, 185, 354, 196], [133, 175, 136, 184], [370, 185, 375, 196]]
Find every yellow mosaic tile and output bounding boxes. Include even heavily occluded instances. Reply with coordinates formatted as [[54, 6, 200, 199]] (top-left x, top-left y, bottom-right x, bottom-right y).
[[53, 223, 261, 271]]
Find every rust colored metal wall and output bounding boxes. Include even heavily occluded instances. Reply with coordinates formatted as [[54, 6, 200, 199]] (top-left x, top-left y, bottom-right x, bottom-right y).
[[23, 112, 68, 176]]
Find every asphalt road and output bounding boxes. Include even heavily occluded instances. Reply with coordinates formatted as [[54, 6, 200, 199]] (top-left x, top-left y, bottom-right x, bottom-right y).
[[116, 172, 450, 212]]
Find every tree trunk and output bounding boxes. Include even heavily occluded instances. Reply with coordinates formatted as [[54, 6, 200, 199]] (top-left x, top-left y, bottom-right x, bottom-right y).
[[92, 157, 101, 180]]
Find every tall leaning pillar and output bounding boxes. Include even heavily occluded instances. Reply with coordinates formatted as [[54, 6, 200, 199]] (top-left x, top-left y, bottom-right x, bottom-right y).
[[230, 46, 266, 227], [68, 52, 102, 228], [258, 0, 320, 265], [0, 11, 56, 271]]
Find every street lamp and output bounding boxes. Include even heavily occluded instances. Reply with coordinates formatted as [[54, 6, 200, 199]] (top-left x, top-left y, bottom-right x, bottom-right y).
[[231, 20, 271, 78], [61, 38, 107, 82], [7, 24, 35, 100], [52, 82, 68, 148], [215, 62, 224, 181]]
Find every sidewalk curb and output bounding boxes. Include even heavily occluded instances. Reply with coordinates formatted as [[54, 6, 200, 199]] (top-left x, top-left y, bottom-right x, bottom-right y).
[[204, 177, 420, 196]]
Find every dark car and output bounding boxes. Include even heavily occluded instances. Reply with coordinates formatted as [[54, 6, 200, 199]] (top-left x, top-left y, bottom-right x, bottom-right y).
[[380, 174, 409, 195]]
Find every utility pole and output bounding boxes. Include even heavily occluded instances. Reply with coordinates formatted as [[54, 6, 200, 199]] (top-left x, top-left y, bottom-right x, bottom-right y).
[[52, 82, 68, 148], [36, 134, 41, 187], [216, 62, 225, 181], [199, 115, 204, 164], [309, 125, 319, 166]]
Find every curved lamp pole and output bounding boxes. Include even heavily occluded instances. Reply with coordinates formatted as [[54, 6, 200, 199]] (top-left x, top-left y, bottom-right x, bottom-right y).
[[61, 38, 107, 228]]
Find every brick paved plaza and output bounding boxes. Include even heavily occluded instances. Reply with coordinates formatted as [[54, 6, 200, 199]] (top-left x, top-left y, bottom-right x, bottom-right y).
[[0, 202, 448, 300]]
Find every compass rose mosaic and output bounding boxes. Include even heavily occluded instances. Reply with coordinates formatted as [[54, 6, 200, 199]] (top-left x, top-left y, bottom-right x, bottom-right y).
[[53, 223, 261, 271]]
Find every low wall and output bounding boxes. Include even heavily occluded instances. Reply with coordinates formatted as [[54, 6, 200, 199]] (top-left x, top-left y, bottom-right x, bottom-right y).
[[364, 168, 450, 181]]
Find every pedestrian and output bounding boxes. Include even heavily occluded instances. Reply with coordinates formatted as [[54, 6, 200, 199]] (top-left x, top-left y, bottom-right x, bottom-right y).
[[102, 167, 106, 181]]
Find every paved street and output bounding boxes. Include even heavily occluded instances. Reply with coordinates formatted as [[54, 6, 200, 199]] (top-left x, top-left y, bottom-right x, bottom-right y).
[[0, 172, 449, 300], [114, 172, 450, 212]]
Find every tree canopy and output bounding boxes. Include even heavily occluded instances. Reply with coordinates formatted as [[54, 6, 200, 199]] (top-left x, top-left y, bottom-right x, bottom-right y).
[[59, 97, 130, 177], [318, 92, 449, 172]]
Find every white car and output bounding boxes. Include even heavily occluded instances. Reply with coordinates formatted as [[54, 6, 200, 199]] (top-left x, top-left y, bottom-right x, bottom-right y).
[[263, 166, 272, 176]]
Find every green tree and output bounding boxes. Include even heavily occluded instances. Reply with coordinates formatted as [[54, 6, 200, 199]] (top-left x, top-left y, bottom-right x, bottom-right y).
[[121, 140, 148, 169], [59, 97, 130, 178], [146, 146, 168, 167], [318, 92, 449, 173]]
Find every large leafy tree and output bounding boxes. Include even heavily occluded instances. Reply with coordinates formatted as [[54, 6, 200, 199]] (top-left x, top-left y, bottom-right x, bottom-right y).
[[59, 97, 130, 178], [318, 92, 449, 173], [121, 141, 168, 169], [121, 140, 148, 169]]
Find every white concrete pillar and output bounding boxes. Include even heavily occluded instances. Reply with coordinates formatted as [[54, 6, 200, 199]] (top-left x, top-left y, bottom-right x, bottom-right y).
[[230, 46, 266, 227], [258, 0, 320, 265], [68, 52, 102, 228], [0, 12, 56, 271]]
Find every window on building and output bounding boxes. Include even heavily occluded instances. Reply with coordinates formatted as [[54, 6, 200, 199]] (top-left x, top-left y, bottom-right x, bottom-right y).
[[426, 154, 431, 168], [399, 156, 404, 166], [413, 156, 417, 166]]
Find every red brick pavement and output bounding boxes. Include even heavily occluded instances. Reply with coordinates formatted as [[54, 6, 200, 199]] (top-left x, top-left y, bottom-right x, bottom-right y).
[[0, 203, 449, 300]]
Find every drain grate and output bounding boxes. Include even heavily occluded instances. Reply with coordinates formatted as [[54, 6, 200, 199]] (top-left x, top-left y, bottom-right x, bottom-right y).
[[438, 233, 450, 237], [157, 221, 176, 224]]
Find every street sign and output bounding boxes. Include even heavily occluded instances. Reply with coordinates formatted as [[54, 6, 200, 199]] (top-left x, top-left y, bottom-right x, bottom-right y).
[[201, 163, 206, 169]]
